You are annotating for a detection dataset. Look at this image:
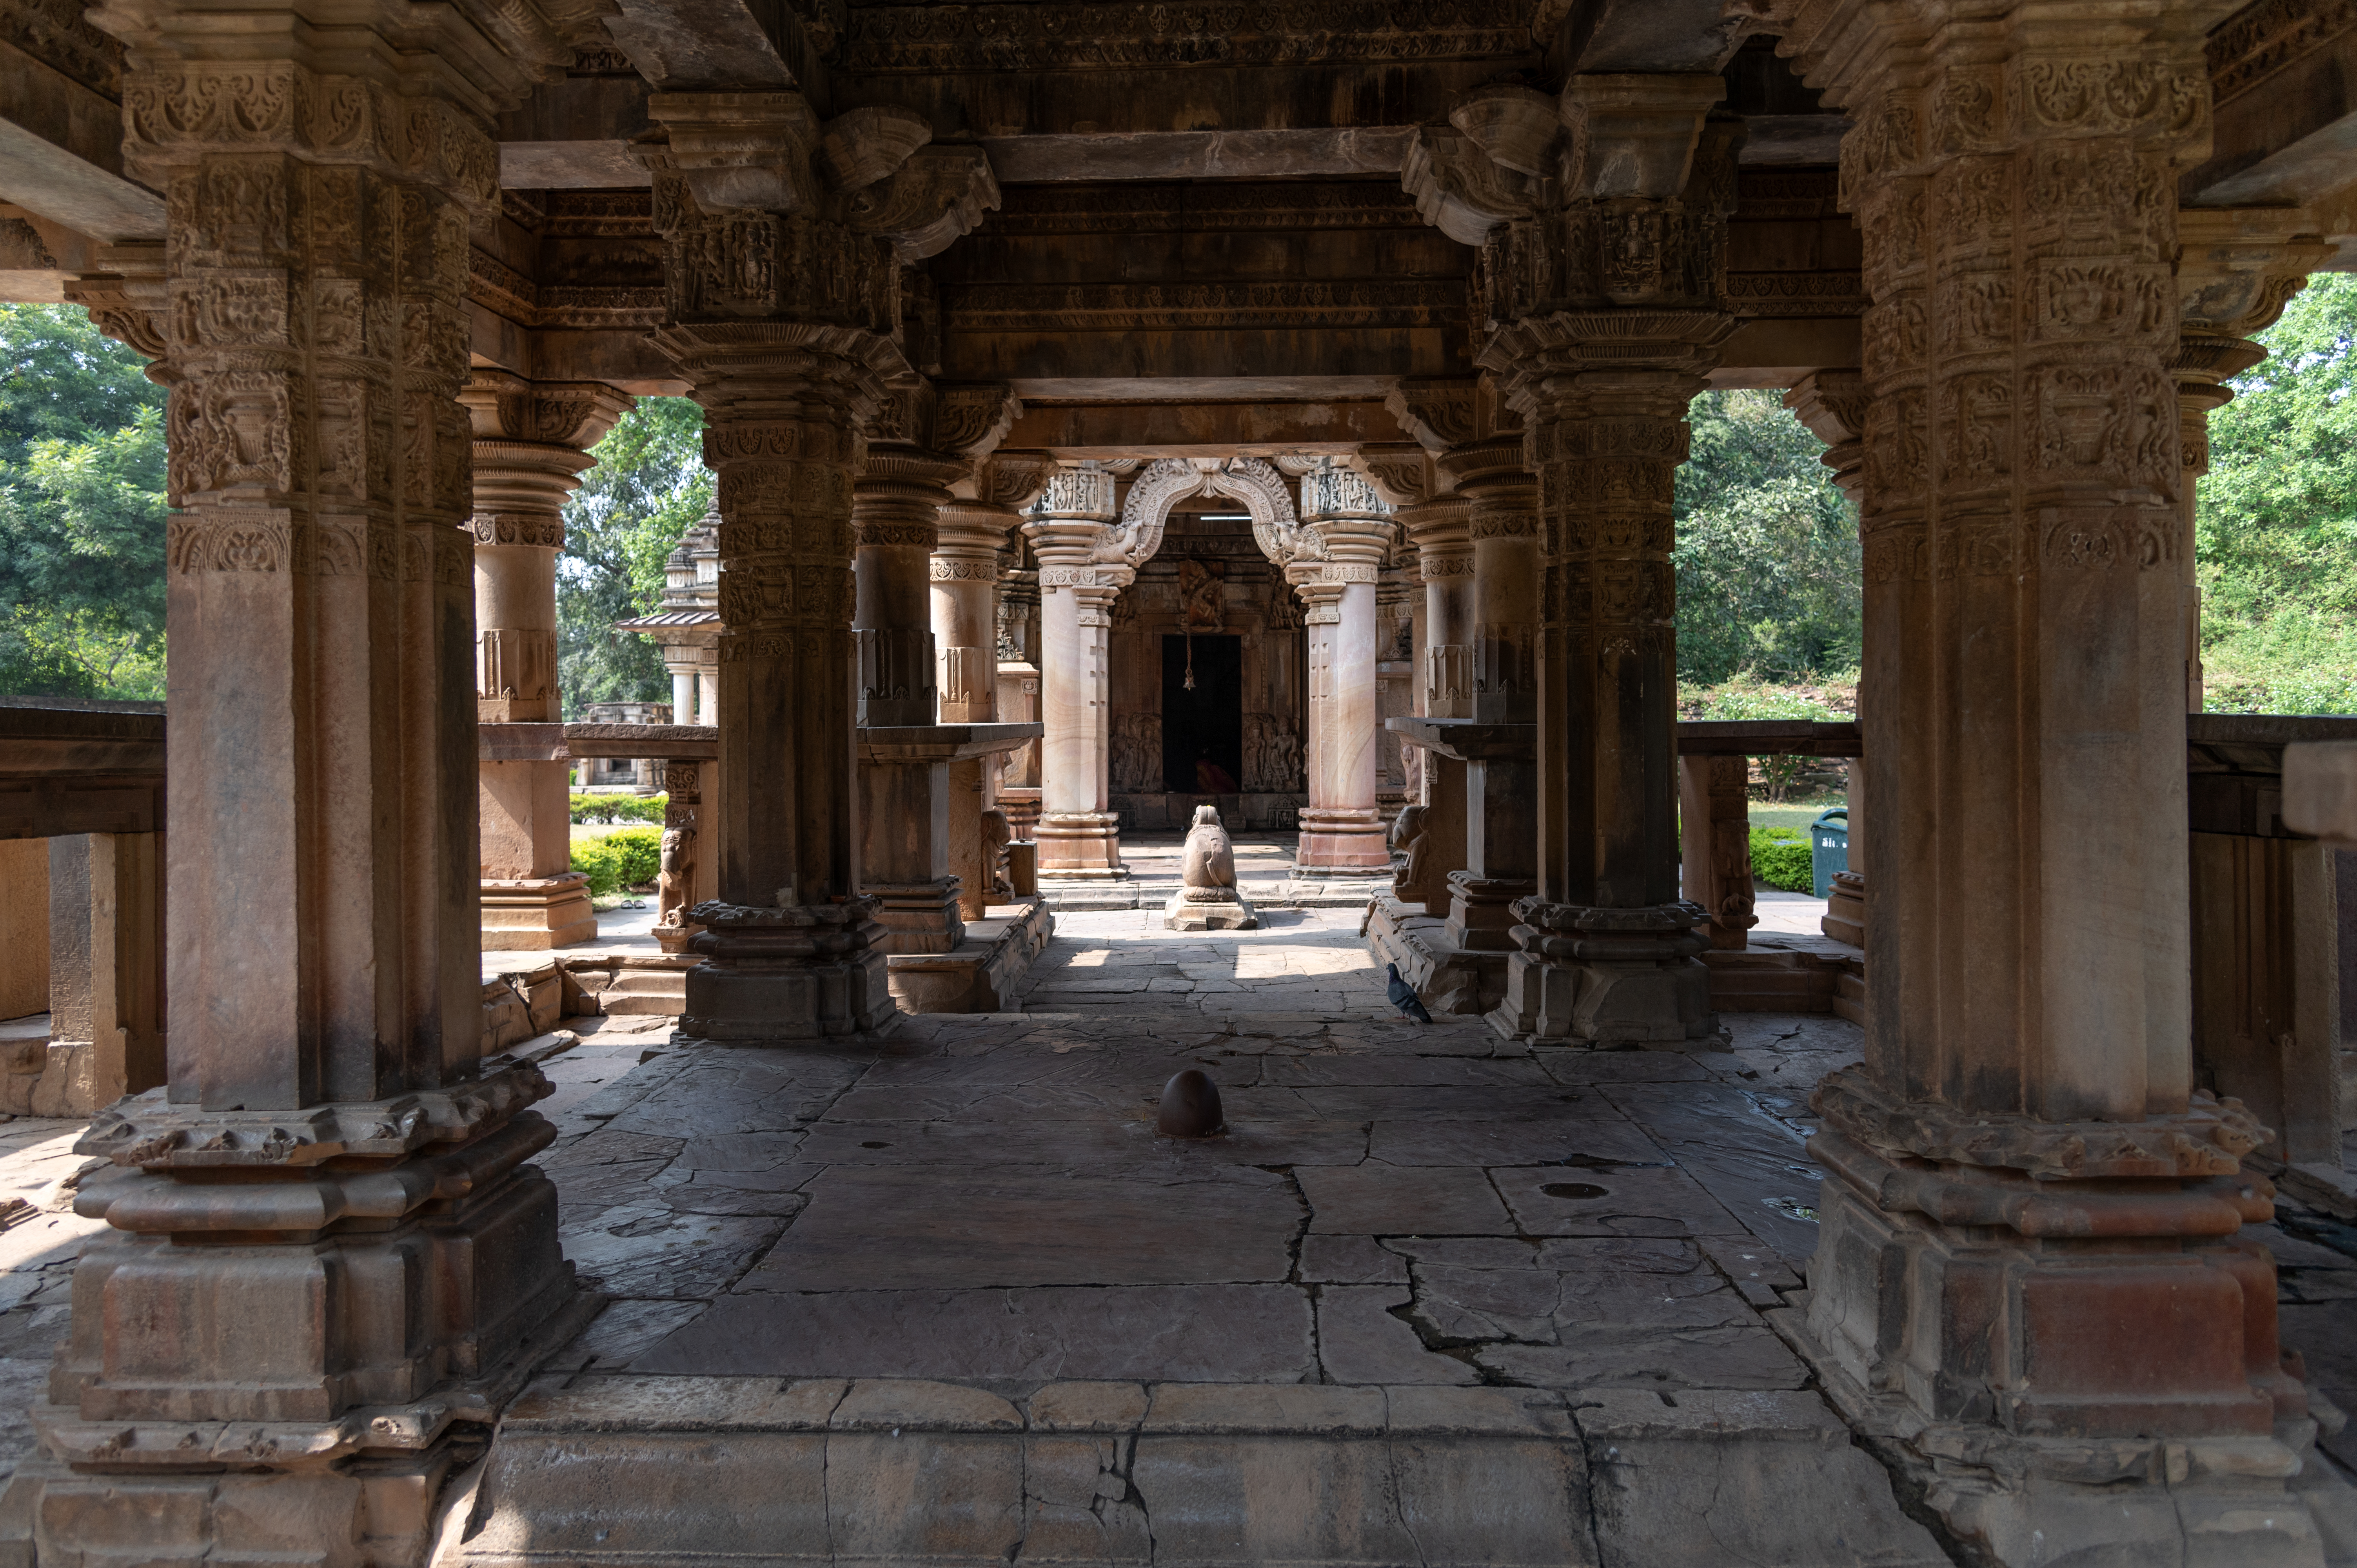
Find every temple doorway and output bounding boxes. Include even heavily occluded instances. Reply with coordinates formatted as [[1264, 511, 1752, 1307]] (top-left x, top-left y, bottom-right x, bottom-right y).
[[1161, 633, 1243, 793]]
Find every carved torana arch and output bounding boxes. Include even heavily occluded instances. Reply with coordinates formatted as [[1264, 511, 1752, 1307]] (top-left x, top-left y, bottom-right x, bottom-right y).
[[1117, 456, 1313, 567]]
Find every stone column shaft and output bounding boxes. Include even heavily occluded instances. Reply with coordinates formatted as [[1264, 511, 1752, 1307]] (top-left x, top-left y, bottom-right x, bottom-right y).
[[1442, 417, 1541, 948], [1678, 755, 1756, 950], [462, 373, 628, 952], [42, 831, 164, 1114], [1753, 7, 2331, 1554], [1024, 467, 1131, 879], [38, 28, 581, 1561], [1292, 469, 1396, 876], [655, 326, 895, 1036], [1366, 450, 1473, 905], [1787, 369, 1871, 950], [936, 452, 1047, 916]]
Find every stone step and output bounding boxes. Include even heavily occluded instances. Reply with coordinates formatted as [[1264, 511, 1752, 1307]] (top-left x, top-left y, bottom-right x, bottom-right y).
[[594, 967, 691, 1016], [1042, 879, 1387, 911], [434, 1374, 1947, 1568]]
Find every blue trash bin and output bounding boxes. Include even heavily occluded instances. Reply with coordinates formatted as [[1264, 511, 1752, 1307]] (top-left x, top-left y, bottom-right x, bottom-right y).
[[1809, 809, 1849, 899]]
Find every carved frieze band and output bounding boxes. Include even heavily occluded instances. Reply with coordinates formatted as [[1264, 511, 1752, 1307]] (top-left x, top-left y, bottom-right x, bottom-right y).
[[838, 2, 1529, 72], [943, 279, 1459, 332], [123, 64, 500, 207]]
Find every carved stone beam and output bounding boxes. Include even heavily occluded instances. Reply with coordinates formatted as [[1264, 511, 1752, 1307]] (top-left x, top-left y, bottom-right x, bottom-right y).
[[1558, 74, 1726, 199], [645, 91, 824, 214]]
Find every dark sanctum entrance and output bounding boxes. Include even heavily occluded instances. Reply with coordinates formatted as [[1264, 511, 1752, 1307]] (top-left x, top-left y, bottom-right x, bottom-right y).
[[1162, 633, 1244, 794]]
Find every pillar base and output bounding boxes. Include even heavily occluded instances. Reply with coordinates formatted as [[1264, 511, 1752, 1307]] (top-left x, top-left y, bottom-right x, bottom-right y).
[[1165, 888, 1259, 931], [1822, 870, 1865, 948], [868, 878, 966, 955], [999, 788, 1042, 840], [1485, 898, 1719, 1045], [481, 874, 598, 950], [680, 898, 898, 1041], [1774, 1080, 2346, 1567], [1294, 807, 1393, 875], [1036, 811, 1127, 880], [29, 1071, 587, 1567], [1444, 871, 1533, 954]]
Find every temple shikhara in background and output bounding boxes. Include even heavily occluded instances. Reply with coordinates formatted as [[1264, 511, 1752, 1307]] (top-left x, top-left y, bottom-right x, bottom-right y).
[[3, 0, 2357, 1563]]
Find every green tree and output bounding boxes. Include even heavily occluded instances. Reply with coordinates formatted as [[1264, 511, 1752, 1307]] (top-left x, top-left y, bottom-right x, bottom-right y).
[[2197, 272, 2357, 714], [557, 396, 714, 717], [0, 305, 167, 699], [1672, 390, 1860, 685]]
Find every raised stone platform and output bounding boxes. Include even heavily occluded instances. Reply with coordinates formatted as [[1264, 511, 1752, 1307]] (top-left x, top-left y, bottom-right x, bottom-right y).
[[442, 1375, 1945, 1567], [885, 897, 1055, 1013], [1363, 893, 1506, 1016], [1039, 829, 1393, 911]]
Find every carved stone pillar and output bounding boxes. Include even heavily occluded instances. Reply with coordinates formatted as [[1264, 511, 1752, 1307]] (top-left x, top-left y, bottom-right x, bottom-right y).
[[1362, 446, 1471, 911], [1023, 465, 1142, 879], [2174, 211, 2329, 712], [1787, 369, 1871, 949], [1677, 754, 1756, 949], [643, 88, 997, 1038], [32, 12, 588, 1559], [1752, 7, 2337, 1557], [1430, 381, 1543, 951], [1410, 76, 1736, 1043], [462, 372, 628, 951], [1291, 465, 1396, 877], [937, 452, 1050, 918], [42, 832, 164, 1114], [853, 381, 1020, 951]]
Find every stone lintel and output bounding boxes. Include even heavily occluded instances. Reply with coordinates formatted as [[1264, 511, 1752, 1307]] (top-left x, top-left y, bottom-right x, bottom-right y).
[[564, 722, 719, 760], [1675, 719, 1861, 757]]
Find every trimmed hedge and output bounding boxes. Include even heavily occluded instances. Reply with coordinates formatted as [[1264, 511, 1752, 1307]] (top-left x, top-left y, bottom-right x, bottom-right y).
[[572, 826, 662, 896], [1750, 827, 1813, 893], [570, 792, 666, 825]]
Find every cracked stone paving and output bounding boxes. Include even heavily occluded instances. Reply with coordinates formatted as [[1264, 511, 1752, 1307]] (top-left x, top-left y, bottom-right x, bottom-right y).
[[1, 907, 2353, 1563]]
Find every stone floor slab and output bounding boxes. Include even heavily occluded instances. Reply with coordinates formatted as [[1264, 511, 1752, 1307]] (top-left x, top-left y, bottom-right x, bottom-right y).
[[741, 1164, 1302, 1290], [630, 1285, 1318, 1383]]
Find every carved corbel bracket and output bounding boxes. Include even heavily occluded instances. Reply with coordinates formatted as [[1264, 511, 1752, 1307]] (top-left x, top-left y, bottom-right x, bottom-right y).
[[63, 241, 168, 362], [1402, 127, 1537, 246], [1354, 444, 1434, 508], [961, 449, 1053, 511], [2177, 207, 2333, 382], [459, 369, 633, 451], [819, 104, 932, 192], [848, 146, 1002, 261]]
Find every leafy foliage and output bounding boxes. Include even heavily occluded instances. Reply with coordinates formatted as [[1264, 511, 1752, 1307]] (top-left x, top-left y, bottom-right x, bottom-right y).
[[1673, 391, 1860, 685], [2197, 273, 2357, 714], [0, 306, 167, 699], [571, 826, 663, 896], [570, 791, 668, 825], [1750, 827, 1814, 893], [559, 397, 714, 717]]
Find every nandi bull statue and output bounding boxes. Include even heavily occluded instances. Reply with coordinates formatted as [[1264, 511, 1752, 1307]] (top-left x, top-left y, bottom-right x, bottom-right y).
[[1164, 804, 1258, 931]]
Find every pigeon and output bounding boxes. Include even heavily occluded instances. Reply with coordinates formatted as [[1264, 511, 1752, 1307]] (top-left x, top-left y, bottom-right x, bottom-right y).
[[1386, 963, 1433, 1024]]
